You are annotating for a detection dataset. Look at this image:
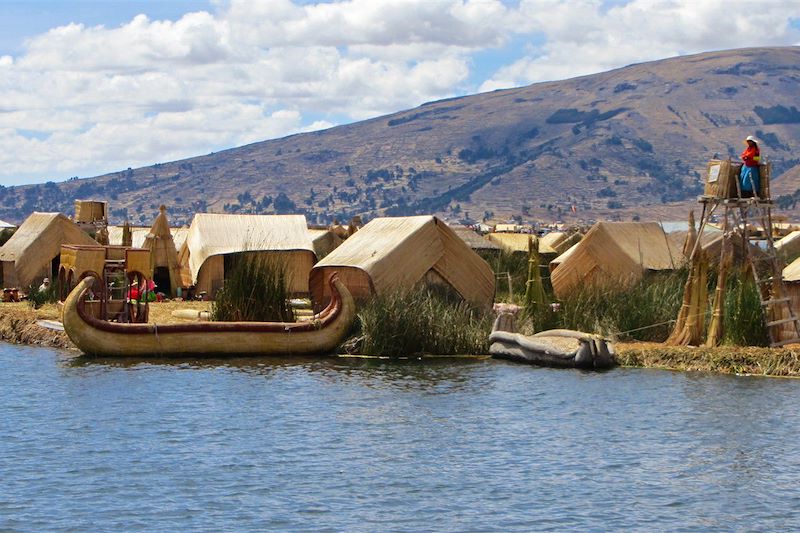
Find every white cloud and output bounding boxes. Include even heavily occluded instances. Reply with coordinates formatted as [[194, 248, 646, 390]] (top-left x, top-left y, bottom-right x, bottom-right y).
[[225, 0, 512, 48], [1, 0, 798, 185], [480, 0, 800, 90]]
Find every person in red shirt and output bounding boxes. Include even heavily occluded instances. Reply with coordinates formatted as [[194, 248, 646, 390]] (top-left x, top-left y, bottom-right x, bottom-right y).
[[127, 281, 140, 302], [740, 135, 761, 197]]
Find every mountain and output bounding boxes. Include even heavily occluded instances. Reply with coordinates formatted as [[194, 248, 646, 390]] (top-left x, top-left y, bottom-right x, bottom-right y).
[[3, 46, 800, 226]]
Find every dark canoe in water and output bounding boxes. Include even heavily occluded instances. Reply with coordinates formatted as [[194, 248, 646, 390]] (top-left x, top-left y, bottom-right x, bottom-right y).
[[489, 313, 615, 370]]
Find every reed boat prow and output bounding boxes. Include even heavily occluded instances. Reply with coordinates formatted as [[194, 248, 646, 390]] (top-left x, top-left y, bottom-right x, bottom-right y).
[[62, 274, 356, 357]]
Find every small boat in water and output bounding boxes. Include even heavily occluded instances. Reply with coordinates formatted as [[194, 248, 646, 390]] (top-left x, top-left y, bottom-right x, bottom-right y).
[[62, 274, 356, 357], [489, 312, 615, 369]]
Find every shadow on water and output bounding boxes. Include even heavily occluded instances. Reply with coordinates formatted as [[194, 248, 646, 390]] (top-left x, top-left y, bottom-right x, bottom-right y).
[[66, 352, 494, 393]]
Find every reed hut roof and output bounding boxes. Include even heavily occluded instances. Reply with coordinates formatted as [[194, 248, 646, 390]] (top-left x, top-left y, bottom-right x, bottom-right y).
[[142, 206, 184, 293], [494, 224, 520, 233], [486, 232, 532, 253], [666, 227, 759, 266], [171, 227, 189, 251], [487, 231, 569, 255], [0, 212, 97, 287], [539, 231, 567, 254], [776, 231, 800, 265], [548, 242, 579, 272], [550, 221, 682, 298], [452, 226, 502, 251], [308, 228, 343, 259], [310, 216, 495, 308], [184, 214, 315, 284], [107, 225, 150, 248], [784, 255, 800, 282], [108, 225, 189, 249], [773, 222, 800, 238]]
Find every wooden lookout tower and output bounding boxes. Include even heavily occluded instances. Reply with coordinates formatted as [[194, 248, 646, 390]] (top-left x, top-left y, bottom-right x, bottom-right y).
[[670, 158, 800, 347]]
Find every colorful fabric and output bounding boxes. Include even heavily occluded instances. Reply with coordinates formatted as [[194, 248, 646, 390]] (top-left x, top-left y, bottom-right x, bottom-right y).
[[740, 165, 760, 193], [741, 145, 760, 167]]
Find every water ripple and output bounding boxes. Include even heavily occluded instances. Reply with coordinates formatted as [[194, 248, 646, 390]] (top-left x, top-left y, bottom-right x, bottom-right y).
[[1, 346, 800, 531]]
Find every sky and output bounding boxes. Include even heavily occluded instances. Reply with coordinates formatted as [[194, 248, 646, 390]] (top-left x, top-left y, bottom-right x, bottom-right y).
[[0, 0, 799, 186]]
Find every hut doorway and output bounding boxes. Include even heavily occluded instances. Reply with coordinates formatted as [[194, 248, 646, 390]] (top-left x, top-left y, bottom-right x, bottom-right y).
[[50, 255, 61, 282], [153, 266, 171, 295]]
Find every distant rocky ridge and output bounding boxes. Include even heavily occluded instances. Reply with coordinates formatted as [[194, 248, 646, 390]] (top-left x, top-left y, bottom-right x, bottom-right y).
[[3, 46, 800, 226]]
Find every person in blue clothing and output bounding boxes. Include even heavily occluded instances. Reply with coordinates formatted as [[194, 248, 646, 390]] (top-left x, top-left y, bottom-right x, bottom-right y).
[[739, 135, 761, 197]]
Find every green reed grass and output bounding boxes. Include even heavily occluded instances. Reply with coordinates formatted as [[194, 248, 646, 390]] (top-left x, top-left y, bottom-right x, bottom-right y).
[[722, 270, 770, 347], [356, 284, 492, 356], [554, 268, 688, 342], [210, 254, 293, 322], [27, 282, 58, 309], [545, 266, 767, 345], [478, 249, 531, 302]]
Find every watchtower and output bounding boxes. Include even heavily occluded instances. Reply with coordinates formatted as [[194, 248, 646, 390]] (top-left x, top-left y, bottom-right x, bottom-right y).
[[676, 158, 800, 347]]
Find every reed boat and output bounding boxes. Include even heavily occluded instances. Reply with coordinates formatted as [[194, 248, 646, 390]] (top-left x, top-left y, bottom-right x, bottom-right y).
[[489, 312, 615, 369], [62, 274, 355, 357]]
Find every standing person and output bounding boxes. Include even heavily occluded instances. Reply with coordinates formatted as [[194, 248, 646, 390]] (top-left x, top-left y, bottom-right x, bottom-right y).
[[740, 135, 761, 197]]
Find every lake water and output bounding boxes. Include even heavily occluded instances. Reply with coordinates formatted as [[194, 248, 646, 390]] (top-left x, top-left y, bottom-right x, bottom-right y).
[[2, 343, 800, 531]]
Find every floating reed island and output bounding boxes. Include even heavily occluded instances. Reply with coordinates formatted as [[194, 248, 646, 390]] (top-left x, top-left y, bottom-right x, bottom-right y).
[[0, 192, 800, 375]]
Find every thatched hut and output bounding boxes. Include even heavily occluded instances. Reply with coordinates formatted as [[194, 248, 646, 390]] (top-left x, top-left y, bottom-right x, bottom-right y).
[[452, 226, 502, 253], [550, 222, 682, 298], [179, 214, 316, 297], [783, 258, 800, 317], [486, 231, 577, 256], [141, 206, 184, 297], [548, 242, 579, 273], [107, 225, 150, 248], [775, 231, 800, 265], [308, 227, 344, 259], [309, 216, 495, 309], [486, 232, 531, 253], [665, 226, 763, 266], [0, 212, 97, 289]]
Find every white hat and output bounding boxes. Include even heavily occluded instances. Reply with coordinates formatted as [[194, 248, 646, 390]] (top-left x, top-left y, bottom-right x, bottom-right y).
[[745, 135, 758, 144]]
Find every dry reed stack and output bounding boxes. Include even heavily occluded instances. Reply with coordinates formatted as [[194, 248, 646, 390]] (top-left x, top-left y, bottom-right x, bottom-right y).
[[666, 248, 708, 346], [523, 236, 547, 319], [705, 235, 732, 347]]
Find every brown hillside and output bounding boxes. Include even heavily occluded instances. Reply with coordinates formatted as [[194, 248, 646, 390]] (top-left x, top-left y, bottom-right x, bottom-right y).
[[3, 46, 800, 226]]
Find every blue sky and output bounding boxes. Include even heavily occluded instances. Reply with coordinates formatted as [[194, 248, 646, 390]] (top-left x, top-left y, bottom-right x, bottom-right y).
[[0, 1, 214, 55], [0, 0, 798, 186]]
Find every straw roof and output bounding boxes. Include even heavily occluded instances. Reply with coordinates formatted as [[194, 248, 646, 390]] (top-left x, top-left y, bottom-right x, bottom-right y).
[[308, 228, 344, 258], [107, 225, 150, 248], [539, 231, 567, 254], [773, 222, 800, 238], [776, 231, 800, 265], [142, 206, 183, 295], [0, 212, 97, 287], [171, 227, 189, 251], [108, 225, 189, 249], [486, 231, 570, 255], [495, 224, 520, 233], [665, 227, 760, 266], [452, 226, 502, 251], [550, 222, 682, 298], [183, 214, 315, 291], [783, 257, 800, 282], [310, 216, 495, 308], [548, 242, 579, 272], [486, 232, 532, 253]]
